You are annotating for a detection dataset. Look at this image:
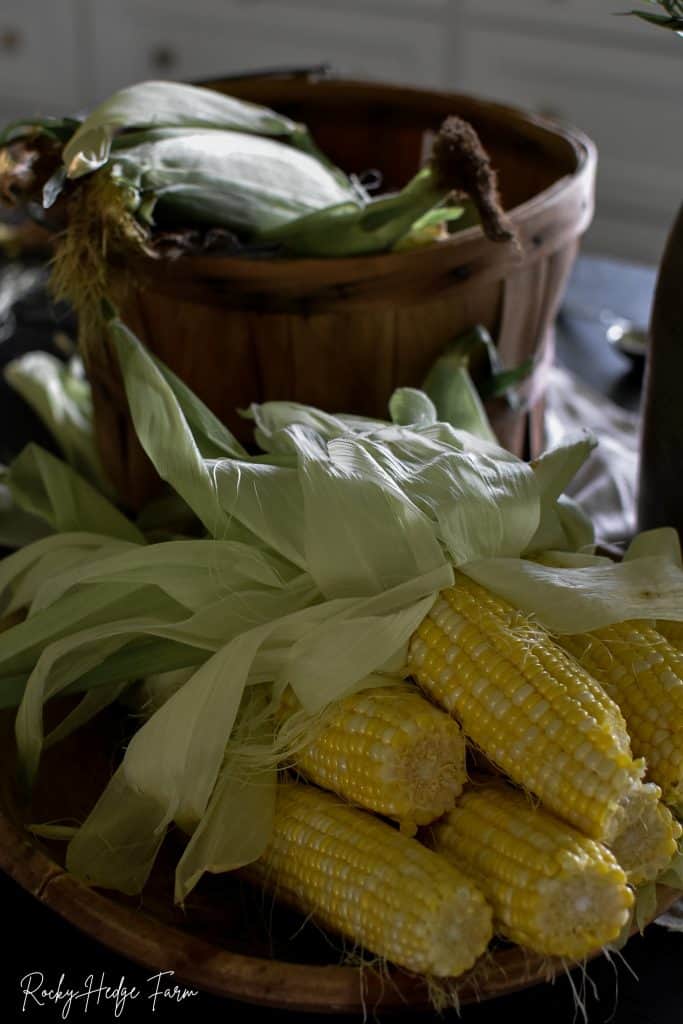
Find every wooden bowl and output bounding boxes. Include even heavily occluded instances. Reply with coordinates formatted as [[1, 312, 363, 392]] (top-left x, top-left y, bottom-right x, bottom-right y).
[[0, 703, 676, 1014], [81, 72, 596, 509]]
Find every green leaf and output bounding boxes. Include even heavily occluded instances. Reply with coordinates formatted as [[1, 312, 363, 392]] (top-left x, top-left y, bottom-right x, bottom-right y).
[[299, 441, 447, 600], [109, 318, 228, 536], [4, 351, 108, 490], [629, 10, 683, 29], [175, 761, 277, 904], [0, 482, 52, 549], [5, 444, 144, 544], [483, 358, 535, 401], [388, 388, 437, 428], [463, 553, 683, 635], [0, 582, 187, 680], [149, 355, 248, 460], [524, 432, 597, 555], [0, 532, 135, 615], [422, 330, 498, 442], [625, 527, 683, 566]]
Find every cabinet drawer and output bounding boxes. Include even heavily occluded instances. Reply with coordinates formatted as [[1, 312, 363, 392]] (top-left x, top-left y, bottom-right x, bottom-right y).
[[0, 0, 84, 116], [91, 2, 448, 100]]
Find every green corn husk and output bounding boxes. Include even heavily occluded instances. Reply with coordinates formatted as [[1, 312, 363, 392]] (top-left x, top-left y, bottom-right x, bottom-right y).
[[106, 127, 360, 234], [60, 79, 338, 179]]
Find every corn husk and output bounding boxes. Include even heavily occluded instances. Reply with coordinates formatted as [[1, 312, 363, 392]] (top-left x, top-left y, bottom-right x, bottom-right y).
[[60, 80, 337, 179], [6, 318, 683, 904]]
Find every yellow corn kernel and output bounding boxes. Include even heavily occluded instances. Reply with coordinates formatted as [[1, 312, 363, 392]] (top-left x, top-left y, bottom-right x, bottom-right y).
[[280, 684, 466, 833], [409, 573, 642, 842], [428, 780, 634, 959], [560, 622, 683, 807], [247, 782, 493, 978]]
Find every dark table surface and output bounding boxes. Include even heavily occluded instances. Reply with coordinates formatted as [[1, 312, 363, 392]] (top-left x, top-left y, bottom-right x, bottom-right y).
[[1, 253, 681, 1024]]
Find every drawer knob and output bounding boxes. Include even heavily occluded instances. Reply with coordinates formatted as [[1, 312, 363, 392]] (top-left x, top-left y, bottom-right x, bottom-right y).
[[149, 45, 179, 71], [0, 28, 22, 53]]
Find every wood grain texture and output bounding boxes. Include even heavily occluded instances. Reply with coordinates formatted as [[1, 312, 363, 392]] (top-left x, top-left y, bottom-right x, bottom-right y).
[[81, 74, 596, 508], [0, 702, 677, 1014]]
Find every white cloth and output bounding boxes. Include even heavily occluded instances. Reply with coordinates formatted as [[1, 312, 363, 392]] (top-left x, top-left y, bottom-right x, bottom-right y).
[[545, 365, 640, 547]]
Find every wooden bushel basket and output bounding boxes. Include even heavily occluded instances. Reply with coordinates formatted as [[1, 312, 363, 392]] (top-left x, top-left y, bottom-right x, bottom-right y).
[[84, 73, 596, 509]]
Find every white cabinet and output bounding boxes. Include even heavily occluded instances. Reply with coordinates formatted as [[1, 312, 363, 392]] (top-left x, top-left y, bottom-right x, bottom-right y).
[[89, 0, 449, 100], [0, 0, 679, 263], [451, 2, 683, 263], [0, 1, 85, 122]]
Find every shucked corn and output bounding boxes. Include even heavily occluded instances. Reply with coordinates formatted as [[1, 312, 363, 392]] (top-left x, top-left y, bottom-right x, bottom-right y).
[[560, 622, 683, 807], [428, 780, 634, 958], [409, 573, 643, 842], [247, 782, 493, 978], [280, 683, 467, 833]]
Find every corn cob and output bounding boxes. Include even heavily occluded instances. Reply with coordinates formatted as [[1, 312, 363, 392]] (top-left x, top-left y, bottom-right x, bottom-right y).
[[280, 684, 467, 834], [609, 781, 681, 886], [408, 573, 643, 842], [428, 781, 633, 959], [247, 782, 493, 977], [559, 622, 683, 807]]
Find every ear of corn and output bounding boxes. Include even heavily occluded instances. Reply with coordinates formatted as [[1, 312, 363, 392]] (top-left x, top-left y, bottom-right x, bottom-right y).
[[109, 128, 359, 235], [246, 782, 493, 978], [279, 683, 467, 834], [559, 622, 683, 808], [61, 79, 336, 179], [609, 780, 682, 886], [427, 780, 634, 959], [408, 573, 643, 842]]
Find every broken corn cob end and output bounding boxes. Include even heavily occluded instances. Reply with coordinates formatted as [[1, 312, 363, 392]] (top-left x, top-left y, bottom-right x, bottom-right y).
[[428, 781, 634, 960]]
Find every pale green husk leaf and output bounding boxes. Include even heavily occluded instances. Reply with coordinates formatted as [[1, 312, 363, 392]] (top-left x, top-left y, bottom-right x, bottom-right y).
[[0, 480, 51, 549], [61, 80, 332, 179], [5, 444, 144, 543], [463, 540, 683, 635], [4, 351, 107, 490]]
